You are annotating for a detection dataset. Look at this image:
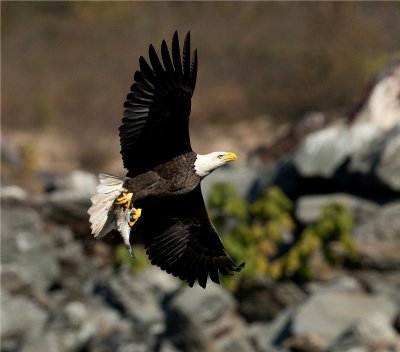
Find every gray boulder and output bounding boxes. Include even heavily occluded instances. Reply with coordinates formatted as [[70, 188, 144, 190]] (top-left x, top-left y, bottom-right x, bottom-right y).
[[169, 282, 237, 328], [295, 193, 379, 225], [92, 270, 165, 349], [293, 122, 384, 179], [1, 264, 35, 295], [282, 335, 327, 352], [315, 276, 363, 294], [292, 282, 397, 346], [252, 121, 400, 199], [354, 201, 400, 270], [294, 123, 352, 178], [136, 266, 181, 301], [247, 306, 297, 351], [347, 124, 388, 177], [354, 57, 400, 131], [1, 206, 60, 292], [368, 281, 400, 308], [21, 299, 134, 352], [328, 311, 399, 352], [165, 283, 244, 352], [1, 185, 28, 203], [1, 291, 48, 350], [235, 277, 305, 323], [376, 126, 400, 191], [214, 333, 255, 352], [42, 170, 97, 222], [159, 340, 181, 352], [46, 170, 98, 197], [44, 193, 92, 222]]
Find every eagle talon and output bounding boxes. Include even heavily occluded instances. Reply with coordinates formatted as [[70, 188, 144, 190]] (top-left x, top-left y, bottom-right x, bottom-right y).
[[115, 192, 133, 209], [129, 208, 142, 227]]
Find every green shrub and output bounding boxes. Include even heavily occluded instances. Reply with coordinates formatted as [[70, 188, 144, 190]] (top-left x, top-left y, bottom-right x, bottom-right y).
[[208, 183, 357, 288], [113, 183, 357, 287], [270, 203, 357, 282]]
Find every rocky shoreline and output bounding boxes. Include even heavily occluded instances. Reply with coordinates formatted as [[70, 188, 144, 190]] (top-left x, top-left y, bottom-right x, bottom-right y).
[[2, 197, 399, 352], [2, 144, 400, 352], [2, 69, 400, 350]]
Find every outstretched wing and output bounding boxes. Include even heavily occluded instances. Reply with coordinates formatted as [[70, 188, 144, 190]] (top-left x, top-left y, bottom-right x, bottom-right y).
[[139, 186, 245, 288], [120, 31, 198, 177]]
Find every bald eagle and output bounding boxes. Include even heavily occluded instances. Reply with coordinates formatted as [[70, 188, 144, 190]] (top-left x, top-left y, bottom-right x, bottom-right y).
[[88, 31, 244, 288]]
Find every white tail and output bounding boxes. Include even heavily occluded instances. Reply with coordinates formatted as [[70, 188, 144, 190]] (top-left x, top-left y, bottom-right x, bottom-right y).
[[88, 174, 128, 238]]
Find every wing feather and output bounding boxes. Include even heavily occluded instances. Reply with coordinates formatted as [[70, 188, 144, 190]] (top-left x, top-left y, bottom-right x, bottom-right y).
[[119, 31, 197, 176], [149, 44, 165, 73], [196, 256, 209, 289], [140, 186, 244, 288], [190, 50, 198, 91], [172, 31, 182, 77], [139, 56, 153, 76], [161, 40, 174, 74]]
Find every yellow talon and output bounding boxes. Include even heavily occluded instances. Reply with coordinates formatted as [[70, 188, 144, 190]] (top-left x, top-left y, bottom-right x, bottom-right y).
[[115, 192, 133, 208], [129, 208, 142, 227]]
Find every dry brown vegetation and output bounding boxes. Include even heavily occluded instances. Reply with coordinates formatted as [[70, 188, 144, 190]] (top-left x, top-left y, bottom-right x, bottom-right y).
[[2, 2, 400, 186]]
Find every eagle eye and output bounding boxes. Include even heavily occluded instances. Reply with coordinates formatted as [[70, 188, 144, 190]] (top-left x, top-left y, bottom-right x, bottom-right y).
[[217, 154, 224, 159]]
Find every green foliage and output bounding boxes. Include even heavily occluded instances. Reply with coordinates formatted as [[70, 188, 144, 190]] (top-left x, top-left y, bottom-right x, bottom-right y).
[[208, 183, 357, 288], [270, 203, 357, 282], [114, 244, 151, 275]]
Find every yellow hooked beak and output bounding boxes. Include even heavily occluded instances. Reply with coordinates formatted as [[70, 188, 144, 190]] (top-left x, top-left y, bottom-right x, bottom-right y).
[[223, 152, 238, 162]]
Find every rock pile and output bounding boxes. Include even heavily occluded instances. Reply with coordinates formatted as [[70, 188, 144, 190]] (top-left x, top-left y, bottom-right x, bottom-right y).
[[251, 122, 400, 200], [2, 63, 400, 350], [1, 171, 400, 352]]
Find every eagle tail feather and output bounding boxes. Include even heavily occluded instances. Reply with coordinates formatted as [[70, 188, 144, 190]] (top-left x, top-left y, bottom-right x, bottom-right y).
[[88, 174, 129, 238]]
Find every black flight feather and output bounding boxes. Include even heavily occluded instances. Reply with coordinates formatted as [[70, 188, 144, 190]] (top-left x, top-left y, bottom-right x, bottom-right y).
[[120, 31, 196, 176], [172, 31, 182, 77], [149, 44, 164, 73], [161, 40, 174, 75], [141, 186, 244, 288], [182, 31, 191, 85]]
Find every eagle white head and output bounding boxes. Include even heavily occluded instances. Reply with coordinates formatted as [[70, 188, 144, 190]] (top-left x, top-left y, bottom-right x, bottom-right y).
[[194, 151, 237, 178]]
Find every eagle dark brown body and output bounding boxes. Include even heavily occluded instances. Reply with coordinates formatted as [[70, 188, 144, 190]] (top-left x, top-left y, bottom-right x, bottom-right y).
[[123, 152, 200, 205], [88, 31, 244, 288]]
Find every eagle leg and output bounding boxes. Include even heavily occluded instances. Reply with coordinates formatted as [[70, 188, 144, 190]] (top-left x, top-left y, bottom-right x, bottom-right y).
[[129, 207, 142, 227], [115, 192, 133, 208]]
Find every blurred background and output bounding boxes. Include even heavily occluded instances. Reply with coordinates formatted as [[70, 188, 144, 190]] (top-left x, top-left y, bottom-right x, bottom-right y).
[[1, 2, 400, 352]]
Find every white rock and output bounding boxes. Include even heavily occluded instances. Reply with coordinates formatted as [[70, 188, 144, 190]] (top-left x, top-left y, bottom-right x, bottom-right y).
[[376, 128, 400, 190], [64, 301, 88, 328], [293, 290, 397, 345], [356, 61, 400, 131], [1, 185, 28, 202]]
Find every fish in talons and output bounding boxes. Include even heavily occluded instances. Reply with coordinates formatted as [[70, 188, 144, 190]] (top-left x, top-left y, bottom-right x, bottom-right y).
[[88, 174, 142, 260], [114, 196, 142, 260]]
